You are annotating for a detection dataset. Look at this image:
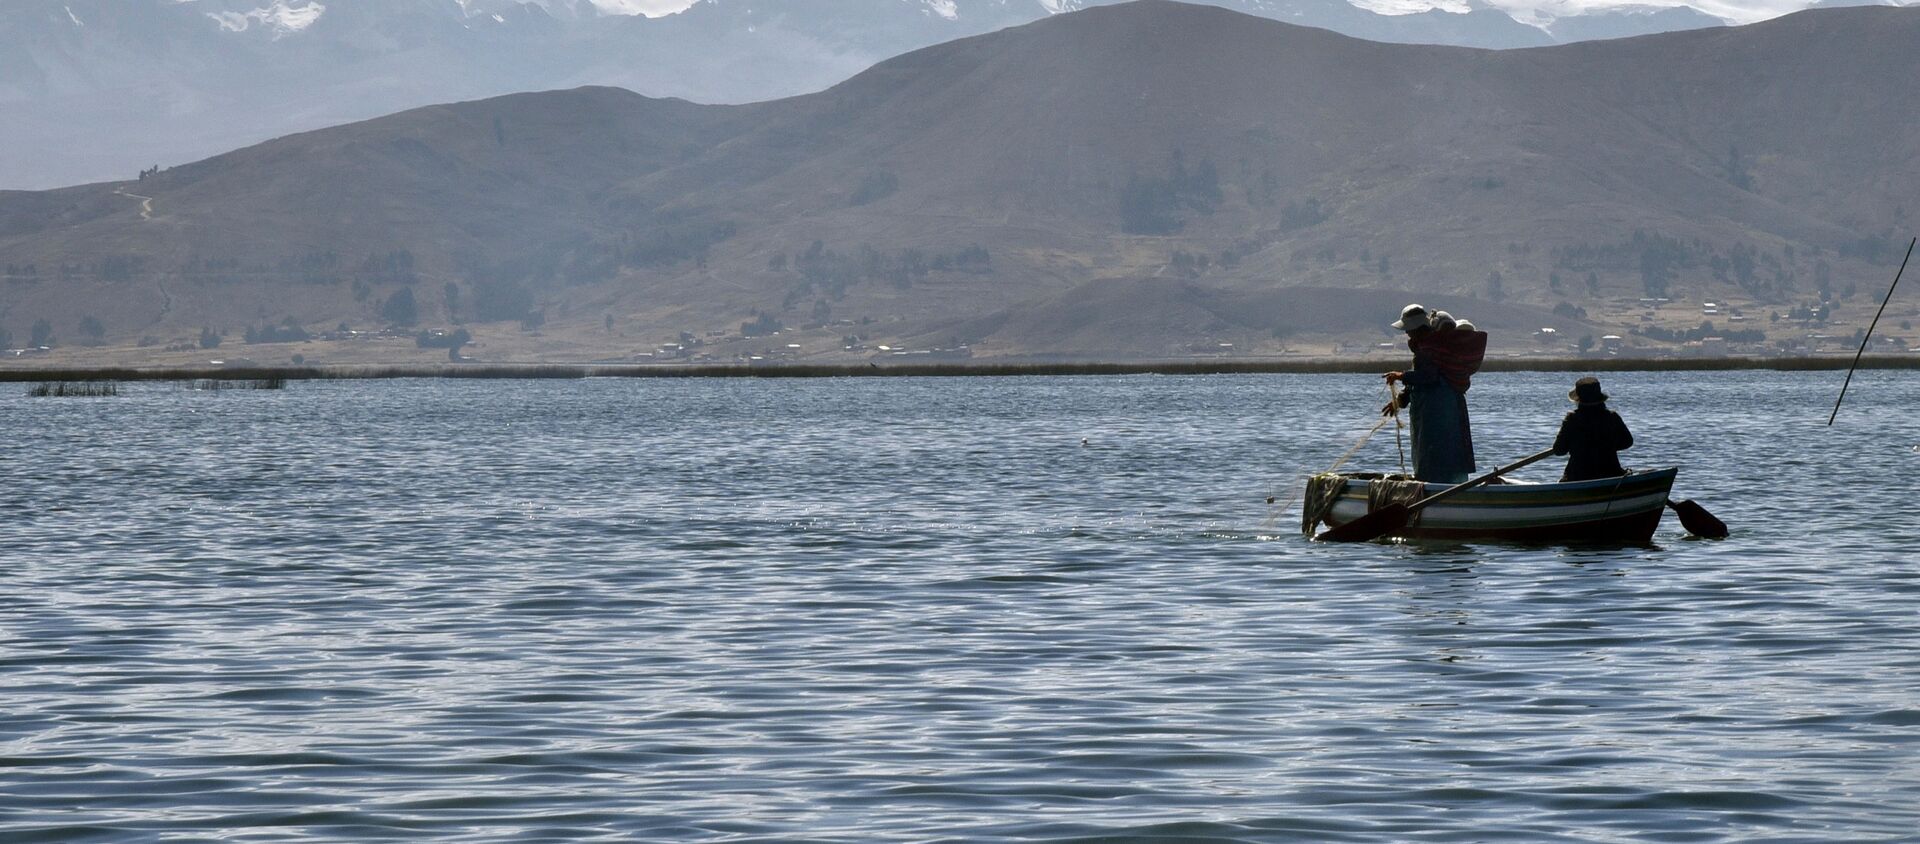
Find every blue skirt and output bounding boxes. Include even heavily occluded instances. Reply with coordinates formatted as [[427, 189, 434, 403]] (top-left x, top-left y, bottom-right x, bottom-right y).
[[1408, 381, 1475, 483]]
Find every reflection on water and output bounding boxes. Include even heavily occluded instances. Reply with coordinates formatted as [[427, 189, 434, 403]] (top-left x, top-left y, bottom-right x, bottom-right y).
[[2, 371, 1917, 841]]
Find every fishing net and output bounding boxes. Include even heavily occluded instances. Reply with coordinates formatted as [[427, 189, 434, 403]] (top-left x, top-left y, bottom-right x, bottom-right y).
[[1301, 473, 1346, 537], [1302, 473, 1429, 536], [1367, 477, 1427, 515]]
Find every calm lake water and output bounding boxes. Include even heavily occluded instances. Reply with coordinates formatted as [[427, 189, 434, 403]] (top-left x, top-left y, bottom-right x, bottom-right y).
[[4, 371, 1918, 842]]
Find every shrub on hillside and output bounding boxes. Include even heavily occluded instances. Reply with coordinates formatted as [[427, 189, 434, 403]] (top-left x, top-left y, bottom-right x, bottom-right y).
[[381, 287, 419, 326], [244, 317, 310, 344], [416, 328, 471, 349]]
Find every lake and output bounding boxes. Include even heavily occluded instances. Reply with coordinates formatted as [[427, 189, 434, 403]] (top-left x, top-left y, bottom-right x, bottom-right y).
[[4, 371, 1917, 841]]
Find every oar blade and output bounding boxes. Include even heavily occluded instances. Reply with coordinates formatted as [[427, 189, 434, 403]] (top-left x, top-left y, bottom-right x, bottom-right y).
[[1316, 503, 1409, 543], [1669, 499, 1728, 539]]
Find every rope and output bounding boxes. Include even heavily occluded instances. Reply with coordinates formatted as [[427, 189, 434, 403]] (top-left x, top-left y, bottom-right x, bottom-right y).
[[1598, 470, 1630, 520], [1387, 378, 1407, 477]]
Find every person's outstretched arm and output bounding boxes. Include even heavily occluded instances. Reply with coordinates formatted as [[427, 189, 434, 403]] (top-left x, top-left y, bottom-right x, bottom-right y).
[[1552, 413, 1575, 456]]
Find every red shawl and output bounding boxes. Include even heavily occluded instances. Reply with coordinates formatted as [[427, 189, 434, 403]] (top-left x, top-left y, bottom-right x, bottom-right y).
[[1410, 329, 1488, 393]]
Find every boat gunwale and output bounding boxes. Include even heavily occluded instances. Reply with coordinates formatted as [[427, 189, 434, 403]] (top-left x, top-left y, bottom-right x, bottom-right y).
[[1324, 468, 1679, 508]]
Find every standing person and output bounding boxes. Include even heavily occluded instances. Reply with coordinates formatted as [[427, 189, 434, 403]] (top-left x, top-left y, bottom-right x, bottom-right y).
[[1381, 304, 1485, 483], [1552, 377, 1634, 481]]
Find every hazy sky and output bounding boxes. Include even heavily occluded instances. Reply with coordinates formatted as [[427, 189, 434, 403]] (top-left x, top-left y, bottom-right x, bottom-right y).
[[589, 1, 1896, 25]]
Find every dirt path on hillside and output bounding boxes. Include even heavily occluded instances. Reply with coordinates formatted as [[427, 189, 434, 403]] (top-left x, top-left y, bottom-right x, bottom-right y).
[[114, 187, 155, 220]]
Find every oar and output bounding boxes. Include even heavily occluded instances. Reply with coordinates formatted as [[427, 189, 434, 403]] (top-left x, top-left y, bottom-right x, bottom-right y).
[[1829, 236, 1914, 426], [1666, 498, 1728, 539], [1316, 448, 1555, 543]]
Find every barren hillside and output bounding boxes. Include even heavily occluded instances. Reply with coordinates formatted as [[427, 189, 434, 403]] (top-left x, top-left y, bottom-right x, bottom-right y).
[[2, 1, 1915, 362]]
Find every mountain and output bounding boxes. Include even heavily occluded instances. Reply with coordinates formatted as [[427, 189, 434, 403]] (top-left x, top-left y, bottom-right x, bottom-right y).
[[0, 0, 1739, 191], [2, 1, 1916, 362], [1542, 4, 1726, 41]]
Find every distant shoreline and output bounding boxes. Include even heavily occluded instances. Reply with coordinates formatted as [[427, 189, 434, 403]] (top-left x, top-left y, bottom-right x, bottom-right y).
[[3, 356, 1917, 382]]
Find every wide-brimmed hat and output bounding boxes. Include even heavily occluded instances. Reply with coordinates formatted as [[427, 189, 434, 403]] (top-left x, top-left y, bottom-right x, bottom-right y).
[[1569, 376, 1608, 404], [1391, 304, 1430, 332]]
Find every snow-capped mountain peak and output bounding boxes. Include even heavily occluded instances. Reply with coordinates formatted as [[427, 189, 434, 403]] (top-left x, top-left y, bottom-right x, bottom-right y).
[[206, 0, 326, 36]]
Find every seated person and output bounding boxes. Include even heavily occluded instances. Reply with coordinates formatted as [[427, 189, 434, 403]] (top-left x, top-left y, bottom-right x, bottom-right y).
[[1553, 377, 1634, 482]]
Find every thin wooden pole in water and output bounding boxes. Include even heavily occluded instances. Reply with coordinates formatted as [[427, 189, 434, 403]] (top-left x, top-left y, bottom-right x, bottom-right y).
[[1829, 236, 1916, 426]]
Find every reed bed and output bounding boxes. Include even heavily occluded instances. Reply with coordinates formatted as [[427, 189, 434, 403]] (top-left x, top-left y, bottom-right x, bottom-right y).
[[1, 355, 1915, 385], [185, 377, 287, 391], [26, 381, 119, 397]]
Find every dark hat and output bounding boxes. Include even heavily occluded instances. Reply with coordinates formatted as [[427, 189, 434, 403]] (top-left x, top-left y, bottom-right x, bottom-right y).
[[1569, 376, 1608, 404]]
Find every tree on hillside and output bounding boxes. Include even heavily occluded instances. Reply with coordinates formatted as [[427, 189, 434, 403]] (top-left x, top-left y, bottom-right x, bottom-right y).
[[1170, 250, 1210, 277], [244, 317, 310, 344], [1120, 174, 1180, 235], [741, 312, 782, 337], [356, 250, 415, 285], [381, 287, 418, 326], [1118, 150, 1224, 235], [1729, 244, 1758, 293], [1723, 143, 1753, 191], [444, 282, 462, 324], [626, 220, 737, 269], [1253, 170, 1280, 208], [1639, 249, 1672, 298], [31, 318, 53, 347], [0, 327, 11, 349], [77, 316, 105, 345], [473, 278, 535, 323], [199, 327, 222, 349], [1280, 198, 1326, 231], [1180, 155, 1222, 212], [849, 170, 899, 206], [415, 328, 470, 350]]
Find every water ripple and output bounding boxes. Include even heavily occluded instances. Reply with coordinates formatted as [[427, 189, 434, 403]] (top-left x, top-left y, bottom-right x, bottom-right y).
[[3, 372, 1918, 841]]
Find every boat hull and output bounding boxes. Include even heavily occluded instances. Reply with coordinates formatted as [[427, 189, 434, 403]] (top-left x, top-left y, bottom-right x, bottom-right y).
[[1307, 468, 1678, 543]]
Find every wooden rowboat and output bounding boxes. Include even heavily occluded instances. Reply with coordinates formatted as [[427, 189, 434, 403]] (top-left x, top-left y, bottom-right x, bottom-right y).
[[1302, 468, 1678, 543]]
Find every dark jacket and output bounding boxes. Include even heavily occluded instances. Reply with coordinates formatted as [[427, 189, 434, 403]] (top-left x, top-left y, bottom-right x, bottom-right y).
[[1399, 341, 1475, 483], [1552, 405, 1633, 482]]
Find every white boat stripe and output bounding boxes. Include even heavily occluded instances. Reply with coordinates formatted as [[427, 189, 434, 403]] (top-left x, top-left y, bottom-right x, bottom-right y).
[[1327, 491, 1668, 529]]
